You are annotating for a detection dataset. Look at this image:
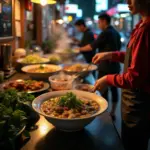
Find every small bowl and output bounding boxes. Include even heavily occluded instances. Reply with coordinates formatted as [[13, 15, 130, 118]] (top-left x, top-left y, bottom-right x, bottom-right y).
[[49, 74, 74, 91]]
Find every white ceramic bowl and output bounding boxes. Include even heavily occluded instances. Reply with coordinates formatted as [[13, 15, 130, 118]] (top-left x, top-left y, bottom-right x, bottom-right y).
[[22, 64, 62, 80], [32, 90, 108, 132], [49, 74, 74, 91]]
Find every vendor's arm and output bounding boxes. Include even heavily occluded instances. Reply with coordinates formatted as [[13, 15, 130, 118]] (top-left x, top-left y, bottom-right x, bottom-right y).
[[92, 51, 126, 64], [107, 28, 150, 89], [111, 51, 126, 63]]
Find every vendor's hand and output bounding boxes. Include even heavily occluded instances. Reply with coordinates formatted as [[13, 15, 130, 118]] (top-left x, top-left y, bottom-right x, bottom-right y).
[[93, 76, 108, 93], [74, 47, 80, 52], [92, 52, 112, 64]]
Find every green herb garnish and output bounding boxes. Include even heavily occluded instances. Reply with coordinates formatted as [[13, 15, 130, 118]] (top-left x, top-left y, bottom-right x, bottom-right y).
[[39, 65, 44, 70], [57, 92, 83, 109]]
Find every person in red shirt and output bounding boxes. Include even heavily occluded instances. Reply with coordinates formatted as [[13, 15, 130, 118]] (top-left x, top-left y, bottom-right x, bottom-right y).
[[92, 0, 150, 150]]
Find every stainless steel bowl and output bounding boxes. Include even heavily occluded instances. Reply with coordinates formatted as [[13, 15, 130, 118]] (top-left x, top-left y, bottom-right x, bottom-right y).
[[63, 63, 97, 77]]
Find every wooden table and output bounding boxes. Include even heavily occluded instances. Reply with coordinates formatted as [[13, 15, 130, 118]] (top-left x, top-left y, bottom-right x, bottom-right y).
[[4, 73, 124, 150], [21, 112, 124, 150]]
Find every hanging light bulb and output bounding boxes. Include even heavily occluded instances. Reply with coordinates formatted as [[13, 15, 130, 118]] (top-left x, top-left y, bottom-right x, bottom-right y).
[[56, 19, 64, 24], [47, 0, 56, 4], [31, 0, 56, 5], [41, 0, 47, 6]]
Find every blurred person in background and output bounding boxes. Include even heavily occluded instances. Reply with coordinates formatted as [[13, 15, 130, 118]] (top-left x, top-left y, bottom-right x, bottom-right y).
[[73, 19, 96, 63], [92, 0, 150, 149], [67, 24, 75, 38], [77, 13, 121, 120]]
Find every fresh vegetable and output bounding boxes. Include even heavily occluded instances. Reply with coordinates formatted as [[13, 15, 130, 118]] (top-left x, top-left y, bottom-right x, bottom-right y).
[[21, 54, 47, 64], [57, 92, 83, 109], [42, 40, 56, 54], [48, 55, 61, 64], [0, 89, 34, 108], [18, 92, 35, 106], [0, 89, 35, 148], [0, 104, 27, 144]]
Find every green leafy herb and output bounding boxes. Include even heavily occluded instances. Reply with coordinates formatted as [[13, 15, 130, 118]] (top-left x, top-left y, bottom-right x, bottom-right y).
[[18, 92, 35, 106], [0, 89, 35, 147], [57, 92, 83, 109]]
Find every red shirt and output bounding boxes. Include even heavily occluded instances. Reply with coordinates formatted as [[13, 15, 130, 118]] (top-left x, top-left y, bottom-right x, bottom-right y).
[[107, 17, 150, 93]]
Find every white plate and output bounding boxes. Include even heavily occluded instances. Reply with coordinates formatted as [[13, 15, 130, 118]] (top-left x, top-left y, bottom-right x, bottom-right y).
[[3, 79, 50, 94]]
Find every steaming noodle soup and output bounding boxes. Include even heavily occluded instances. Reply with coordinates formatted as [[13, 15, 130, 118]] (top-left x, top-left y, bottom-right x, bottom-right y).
[[41, 92, 100, 119], [28, 65, 58, 73]]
